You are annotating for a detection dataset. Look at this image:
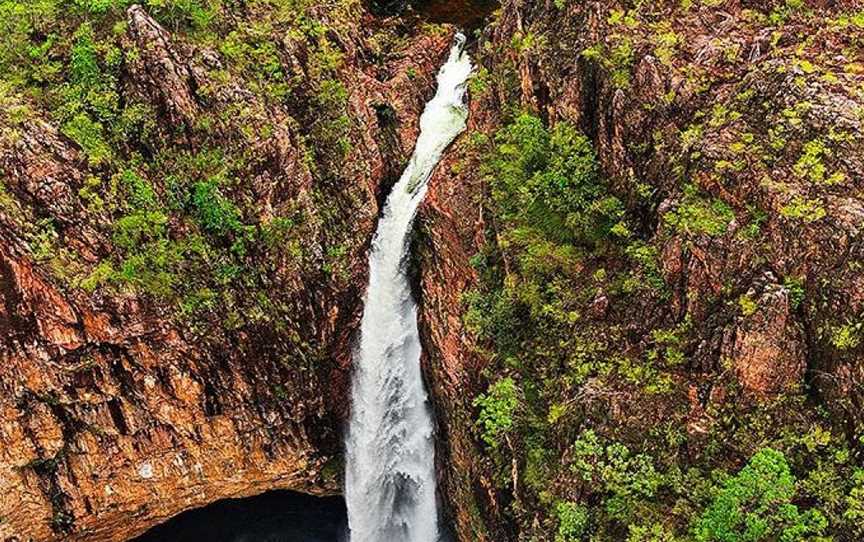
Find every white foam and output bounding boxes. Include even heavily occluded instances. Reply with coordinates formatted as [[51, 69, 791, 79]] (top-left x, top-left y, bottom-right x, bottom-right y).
[[344, 33, 473, 542]]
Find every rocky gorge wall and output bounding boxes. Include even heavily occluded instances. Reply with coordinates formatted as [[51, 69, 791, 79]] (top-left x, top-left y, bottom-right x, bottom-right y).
[[416, 0, 864, 540], [3, 0, 864, 541], [0, 3, 454, 540]]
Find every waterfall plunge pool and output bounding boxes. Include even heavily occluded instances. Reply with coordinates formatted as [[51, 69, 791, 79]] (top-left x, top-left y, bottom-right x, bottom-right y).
[[130, 490, 347, 542]]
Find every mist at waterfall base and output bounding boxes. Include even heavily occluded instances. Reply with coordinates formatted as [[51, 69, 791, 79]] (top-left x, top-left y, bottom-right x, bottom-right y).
[[344, 34, 472, 542], [130, 490, 347, 542]]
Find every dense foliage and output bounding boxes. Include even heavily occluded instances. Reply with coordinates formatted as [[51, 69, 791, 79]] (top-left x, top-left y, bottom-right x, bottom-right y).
[[464, 113, 864, 541], [693, 449, 826, 542]]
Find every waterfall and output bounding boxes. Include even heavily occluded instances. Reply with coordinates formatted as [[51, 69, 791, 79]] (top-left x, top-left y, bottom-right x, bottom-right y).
[[344, 33, 472, 542]]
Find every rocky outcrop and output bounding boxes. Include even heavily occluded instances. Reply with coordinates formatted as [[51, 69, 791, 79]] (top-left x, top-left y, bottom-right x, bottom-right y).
[[723, 275, 807, 396], [126, 5, 199, 128]]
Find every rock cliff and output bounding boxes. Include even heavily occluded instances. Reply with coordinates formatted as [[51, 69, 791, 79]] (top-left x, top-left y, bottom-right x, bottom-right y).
[[417, 0, 864, 539], [3, 0, 864, 541], [0, 3, 452, 540]]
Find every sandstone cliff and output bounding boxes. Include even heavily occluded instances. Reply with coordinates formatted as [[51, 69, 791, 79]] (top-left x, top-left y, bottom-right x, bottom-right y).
[[3, 0, 864, 541]]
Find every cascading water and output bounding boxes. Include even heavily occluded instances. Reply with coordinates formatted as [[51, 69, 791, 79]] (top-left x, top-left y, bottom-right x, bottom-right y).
[[344, 34, 472, 542]]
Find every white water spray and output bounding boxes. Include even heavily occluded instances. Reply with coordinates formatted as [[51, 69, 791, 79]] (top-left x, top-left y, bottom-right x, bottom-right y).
[[344, 34, 472, 542]]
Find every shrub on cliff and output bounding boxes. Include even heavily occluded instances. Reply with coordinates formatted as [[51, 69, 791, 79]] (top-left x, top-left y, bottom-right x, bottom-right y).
[[468, 113, 626, 353], [483, 113, 624, 248], [555, 501, 589, 542], [693, 448, 827, 542], [571, 429, 663, 524], [473, 376, 518, 450]]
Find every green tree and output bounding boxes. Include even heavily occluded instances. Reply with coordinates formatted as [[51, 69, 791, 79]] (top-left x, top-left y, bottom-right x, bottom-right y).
[[473, 377, 518, 449], [571, 430, 663, 522], [693, 448, 827, 542], [484, 113, 622, 246]]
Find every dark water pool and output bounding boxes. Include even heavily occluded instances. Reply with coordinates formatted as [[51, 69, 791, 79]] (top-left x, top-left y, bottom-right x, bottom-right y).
[[131, 490, 347, 542]]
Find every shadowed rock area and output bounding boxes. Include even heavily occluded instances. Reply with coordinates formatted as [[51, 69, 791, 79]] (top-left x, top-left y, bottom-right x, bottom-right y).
[[368, 0, 498, 29], [130, 490, 347, 542]]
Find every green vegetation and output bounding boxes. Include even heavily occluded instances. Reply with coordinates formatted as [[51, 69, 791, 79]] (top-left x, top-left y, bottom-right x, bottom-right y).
[[555, 501, 589, 542], [738, 294, 758, 316], [485, 114, 623, 246], [582, 39, 635, 89], [693, 449, 826, 542], [794, 139, 830, 183], [770, 0, 808, 25], [663, 184, 735, 237], [653, 25, 679, 66], [845, 470, 864, 538], [190, 179, 244, 237], [0, 0, 365, 337], [572, 430, 663, 522], [464, 114, 680, 534], [780, 196, 826, 223], [462, 95, 863, 539], [474, 377, 519, 449], [61, 113, 112, 165], [783, 276, 806, 310], [828, 322, 861, 351], [464, 114, 626, 367]]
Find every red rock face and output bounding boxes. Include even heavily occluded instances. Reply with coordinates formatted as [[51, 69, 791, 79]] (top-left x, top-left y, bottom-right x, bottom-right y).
[[416, 168, 484, 539], [126, 5, 199, 128], [414, 82, 510, 540], [723, 277, 807, 396]]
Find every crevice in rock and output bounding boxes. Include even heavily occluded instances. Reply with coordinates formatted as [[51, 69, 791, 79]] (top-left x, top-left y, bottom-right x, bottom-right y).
[[372, 102, 406, 216]]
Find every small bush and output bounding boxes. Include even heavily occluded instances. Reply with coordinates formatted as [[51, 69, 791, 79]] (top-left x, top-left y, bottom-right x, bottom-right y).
[[780, 196, 825, 223], [738, 294, 758, 316], [829, 323, 861, 351], [62, 113, 112, 165], [112, 210, 168, 249], [473, 377, 519, 449], [663, 185, 734, 236], [571, 430, 663, 522], [191, 180, 243, 236], [783, 276, 805, 310], [555, 501, 589, 542], [845, 470, 864, 538]]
